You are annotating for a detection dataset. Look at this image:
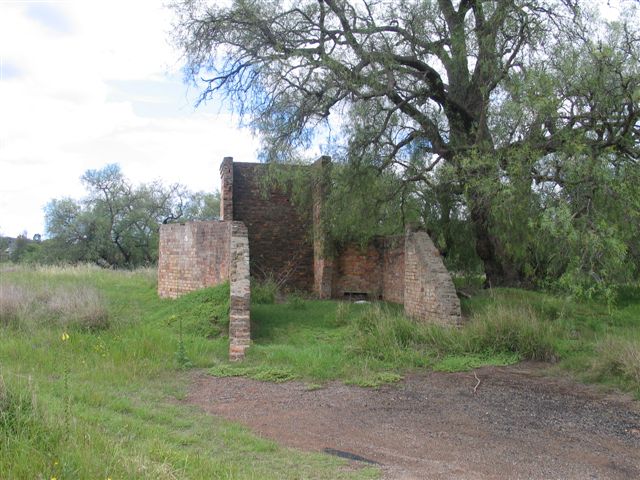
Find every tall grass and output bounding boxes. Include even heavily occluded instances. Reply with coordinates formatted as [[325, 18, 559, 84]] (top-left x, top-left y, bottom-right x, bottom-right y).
[[590, 337, 640, 387], [0, 283, 109, 330], [350, 302, 561, 365]]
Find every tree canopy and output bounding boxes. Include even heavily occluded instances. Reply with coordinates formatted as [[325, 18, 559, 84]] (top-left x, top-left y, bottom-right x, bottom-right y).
[[170, 0, 640, 293], [41, 164, 220, 267]]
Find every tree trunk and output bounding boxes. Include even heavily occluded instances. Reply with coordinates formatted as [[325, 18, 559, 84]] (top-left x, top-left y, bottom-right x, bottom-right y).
[[468, 190, 522, 288]]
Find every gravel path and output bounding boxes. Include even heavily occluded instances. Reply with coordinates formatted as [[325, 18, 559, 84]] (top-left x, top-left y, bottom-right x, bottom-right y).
[[187, 363, 640, 479]]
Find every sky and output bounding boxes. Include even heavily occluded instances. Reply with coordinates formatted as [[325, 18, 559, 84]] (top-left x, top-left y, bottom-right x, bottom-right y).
[[0, 0, 629, 239], [0, 0, 260, 238]]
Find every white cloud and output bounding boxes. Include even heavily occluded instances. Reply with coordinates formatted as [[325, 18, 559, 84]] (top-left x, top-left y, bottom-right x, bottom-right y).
[[0, 0, 259, 237]]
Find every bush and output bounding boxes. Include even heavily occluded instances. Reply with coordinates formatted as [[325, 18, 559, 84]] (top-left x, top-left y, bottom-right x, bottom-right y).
[[590, 338, 640, 389], [462, 304, 561, 362]]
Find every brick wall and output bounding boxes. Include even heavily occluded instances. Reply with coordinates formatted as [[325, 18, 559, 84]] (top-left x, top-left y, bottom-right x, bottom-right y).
[[332, 244, 383, 299], [220, 157, 233, 221], [231, 162, 314, 291], [404, 231, 461, 326], [157, 221, 232, 298], [229, 221, 251, 360], [382, 237, 405, 304]]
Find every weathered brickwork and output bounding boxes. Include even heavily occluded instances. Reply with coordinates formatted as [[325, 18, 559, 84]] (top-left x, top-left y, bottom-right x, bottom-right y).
[[157, 220, 251, 360], [332, 244, 383, 299], [381, 237, 405, 304], [157, 222, 232, 299], [229, 221, 251, 360], [158, 157, 461, 363], [220, 157, 234, 221], [231, 162, 314, 291], [312, 156, 333, 299], [404, 231, 462, 326]]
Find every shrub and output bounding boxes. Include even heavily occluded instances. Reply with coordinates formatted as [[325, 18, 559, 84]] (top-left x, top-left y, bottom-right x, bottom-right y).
[[462, 303, 561, 362], [349, 302, 562, 364]]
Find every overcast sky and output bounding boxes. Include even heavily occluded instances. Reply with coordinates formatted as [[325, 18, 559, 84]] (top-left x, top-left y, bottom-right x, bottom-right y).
[[0, 0, 628, 238], [0, 0, 261, 238]]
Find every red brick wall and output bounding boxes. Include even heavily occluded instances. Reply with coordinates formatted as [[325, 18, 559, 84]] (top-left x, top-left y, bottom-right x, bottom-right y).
[[157, 222, 231, 298], [332, 244, 383, 299], [404, 231, 461, 325], [382, 237, 405, 304], [231, 162, 314, 291]]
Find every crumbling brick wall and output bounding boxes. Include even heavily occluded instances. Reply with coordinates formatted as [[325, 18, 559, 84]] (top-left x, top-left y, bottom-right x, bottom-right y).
[[159, 157, 460, 348], [157, 222, 232, 298], [404, 231, 462, 326], [229, 221, 251, 360], [158, 220, 251, 360], [381, 238, 405, 304]]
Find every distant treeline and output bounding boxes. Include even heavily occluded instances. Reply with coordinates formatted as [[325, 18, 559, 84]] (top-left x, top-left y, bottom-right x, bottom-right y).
[[3, 164, 219, 268]]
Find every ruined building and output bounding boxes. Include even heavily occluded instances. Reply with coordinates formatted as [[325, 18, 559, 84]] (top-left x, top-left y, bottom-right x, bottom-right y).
[[158, 157, 461, 360]]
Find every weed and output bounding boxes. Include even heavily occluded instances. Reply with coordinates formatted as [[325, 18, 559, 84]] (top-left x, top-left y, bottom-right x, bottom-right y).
[[174, 317, 193, 370], [589, 337, 640, 392], [287, 293, 307, 310], [251, 278, 278, 304], [348, 372, 403, 388], [334, 301, 351, 326], [208, 364, 298, 383], [0, 282, 109, 331]]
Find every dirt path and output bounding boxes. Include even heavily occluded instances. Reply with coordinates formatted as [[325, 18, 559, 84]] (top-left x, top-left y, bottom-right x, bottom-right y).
[[187, 363, 640, 479]]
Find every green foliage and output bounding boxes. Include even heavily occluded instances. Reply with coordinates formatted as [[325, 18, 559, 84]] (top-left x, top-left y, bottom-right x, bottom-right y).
[[209, 364, 298, 383], [251, 278, 278, 304], [41, 164, 222, 268], [287, 293, 306, 310], [171, 0, 639, 292], [432, 353, 520, 372]]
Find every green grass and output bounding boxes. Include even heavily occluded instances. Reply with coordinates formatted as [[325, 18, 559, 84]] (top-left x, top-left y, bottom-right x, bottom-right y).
[[1, 264, 638, 479], [0, 264, 378, 479]]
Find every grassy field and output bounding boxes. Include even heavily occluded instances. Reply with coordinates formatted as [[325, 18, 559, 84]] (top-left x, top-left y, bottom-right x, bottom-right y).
[[1, 265, 639, 479], [0, 265, 376, 480]]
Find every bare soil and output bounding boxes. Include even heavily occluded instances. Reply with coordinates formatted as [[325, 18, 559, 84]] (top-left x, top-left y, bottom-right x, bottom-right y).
[[187, 363, 640, 479]]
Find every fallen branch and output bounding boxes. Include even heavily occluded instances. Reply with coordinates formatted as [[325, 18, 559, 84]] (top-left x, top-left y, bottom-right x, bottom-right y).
[[473, 371, 481, 394]]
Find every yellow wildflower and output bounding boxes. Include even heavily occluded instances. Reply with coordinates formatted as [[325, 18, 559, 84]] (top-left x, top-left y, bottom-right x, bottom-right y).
[[61, 332, 69, 341]]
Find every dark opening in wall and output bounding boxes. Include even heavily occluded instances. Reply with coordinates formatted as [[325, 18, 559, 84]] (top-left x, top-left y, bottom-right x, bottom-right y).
[[344, 292, 368, 301]]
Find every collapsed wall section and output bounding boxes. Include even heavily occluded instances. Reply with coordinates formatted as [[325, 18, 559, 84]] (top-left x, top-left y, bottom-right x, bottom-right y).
[[404, 231, 462, 326], [157, 221, 232, 299]]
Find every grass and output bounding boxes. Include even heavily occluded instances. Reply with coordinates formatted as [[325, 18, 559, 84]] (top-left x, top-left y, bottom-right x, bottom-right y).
[[1, 264, 638, 478], [0, 264, 378, 479]]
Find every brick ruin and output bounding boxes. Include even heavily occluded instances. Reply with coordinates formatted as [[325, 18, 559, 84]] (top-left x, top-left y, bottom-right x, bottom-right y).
[[158, 156, 461, 360]]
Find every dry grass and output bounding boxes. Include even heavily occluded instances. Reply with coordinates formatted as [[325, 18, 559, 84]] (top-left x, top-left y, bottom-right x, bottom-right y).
[[0, 282, 109, 330], [593, 338, 640, 386]]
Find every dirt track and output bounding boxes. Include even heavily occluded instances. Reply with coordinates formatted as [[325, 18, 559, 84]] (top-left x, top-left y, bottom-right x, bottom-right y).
[[187, 363, 640, 479]]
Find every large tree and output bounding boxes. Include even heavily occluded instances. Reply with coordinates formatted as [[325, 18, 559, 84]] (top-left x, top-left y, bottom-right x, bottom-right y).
[[171, 0, 639, 286]]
